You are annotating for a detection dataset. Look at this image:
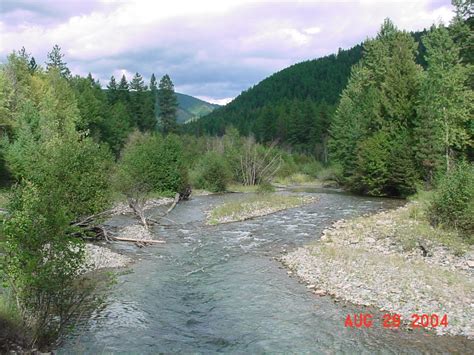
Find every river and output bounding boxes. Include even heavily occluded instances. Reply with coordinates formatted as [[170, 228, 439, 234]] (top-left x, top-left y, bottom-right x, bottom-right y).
[[59, 189, 474, 353]]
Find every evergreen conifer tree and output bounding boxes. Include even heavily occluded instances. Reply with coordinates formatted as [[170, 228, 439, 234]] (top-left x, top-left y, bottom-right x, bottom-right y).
[[158, 74, 178, 134], [45, 45, 71, 78]]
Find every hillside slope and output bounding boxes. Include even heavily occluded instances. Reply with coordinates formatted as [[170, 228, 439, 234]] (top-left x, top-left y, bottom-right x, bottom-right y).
[[157, 93, 219, 124], [185, 44, 363, 137], [185, 31, 427, 157]]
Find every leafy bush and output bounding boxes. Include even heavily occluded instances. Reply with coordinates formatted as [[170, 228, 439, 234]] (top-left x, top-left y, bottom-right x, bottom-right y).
[[1, 181, 100, 348], [277, 154, 298, 178], [429, 161, 474, 240], [191, 151, 231, 192], [116, 132, 188, 198], [301, 161, 323, 177], [37, 137, 113, 219]]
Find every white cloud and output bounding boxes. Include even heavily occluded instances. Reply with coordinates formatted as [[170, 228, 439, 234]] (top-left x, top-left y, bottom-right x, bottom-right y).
[[0, 0, 455, 101], [197, 96, 234, 105], [304, 26, 321, 35]]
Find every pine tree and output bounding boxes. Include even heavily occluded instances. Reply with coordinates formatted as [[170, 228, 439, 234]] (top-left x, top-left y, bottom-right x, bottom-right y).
[[415, 25, 472, 174], [101, 101, 132, 155], [329, 19, 423, 195], [129, 72, 146, 91], [117, 74, 130, 104], [150, 73, 158, 94], [149, 73, 158, 118], [129, 72, 145, 129], [158, 74, 178, 134], [107, 76, 118, 104], [71, 74, 107, 138], [45, 45, 71, 78], [128, 72, 155, 131], [18, 47, 30, 61], [29, 57, 37, 74]]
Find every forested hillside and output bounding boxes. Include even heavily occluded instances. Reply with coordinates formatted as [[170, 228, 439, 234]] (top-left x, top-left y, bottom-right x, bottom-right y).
[[185, 31, 434, 159], [185, 44, 362, 159], [172, 93, 220, 123]]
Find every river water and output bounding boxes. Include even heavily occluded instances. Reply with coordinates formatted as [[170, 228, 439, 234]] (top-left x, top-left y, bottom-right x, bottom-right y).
[[59, 189, 474, 353]]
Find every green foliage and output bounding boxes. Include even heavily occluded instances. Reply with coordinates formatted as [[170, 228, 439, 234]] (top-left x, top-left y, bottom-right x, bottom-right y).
[[100, 101, 133, 156], [186, 44, 364, 147], [316, 164, 343, 183], [1, 181, 98, 348], [45, 45, 70, 78], [5, 115, 113, 220], [415, 24, 472, 175], [386, 131, 420, 197], [429, 161, 474, 240], [328, 18, 472, 197], [352, 132, 391, 195], [277, 154, 298, 178], [129, 72, 156, 132], [191, 151, 232, 192], [116, 132, 188, 197], [37, 137, 113, 219], [0, 51, 113, 349], [158, 74, 178, 134], [70, 75, 107, 139]]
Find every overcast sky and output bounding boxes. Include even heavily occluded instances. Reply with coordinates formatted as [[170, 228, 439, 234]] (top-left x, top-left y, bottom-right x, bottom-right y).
[[0, 0, 454, 104]]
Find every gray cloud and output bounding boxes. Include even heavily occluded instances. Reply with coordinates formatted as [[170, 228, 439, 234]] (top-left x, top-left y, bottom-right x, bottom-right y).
[[0, 0, 454, 103]]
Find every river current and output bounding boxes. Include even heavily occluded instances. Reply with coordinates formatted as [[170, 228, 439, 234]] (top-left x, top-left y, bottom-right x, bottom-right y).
[[59, 189, 474, 354]]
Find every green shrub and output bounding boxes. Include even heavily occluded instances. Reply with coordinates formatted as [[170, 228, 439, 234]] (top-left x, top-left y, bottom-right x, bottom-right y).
[[1, 181, 95, 348], [37, 137, 113, 219], [429, 161, 474, 240], [301, 161, 323, 177], [277, 154, 298, 178], [191, 151, 231, 192], [116, 132, 188, 198]]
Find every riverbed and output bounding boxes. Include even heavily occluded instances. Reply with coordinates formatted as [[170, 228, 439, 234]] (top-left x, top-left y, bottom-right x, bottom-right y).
[[59, 189, 474, 353]]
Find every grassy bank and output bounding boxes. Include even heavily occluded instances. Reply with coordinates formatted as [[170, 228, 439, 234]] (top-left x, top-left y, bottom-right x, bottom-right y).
[[282, 200, 474, 338], [0, 292, 29, 352], [207, 193, 317, 225]]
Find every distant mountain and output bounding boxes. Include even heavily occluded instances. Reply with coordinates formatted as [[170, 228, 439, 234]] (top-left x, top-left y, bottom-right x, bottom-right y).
[[156, 93, 220, 124]]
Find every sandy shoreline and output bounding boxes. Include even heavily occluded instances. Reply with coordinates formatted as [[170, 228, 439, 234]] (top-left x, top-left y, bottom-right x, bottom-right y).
[[281, 203, 474, 338]]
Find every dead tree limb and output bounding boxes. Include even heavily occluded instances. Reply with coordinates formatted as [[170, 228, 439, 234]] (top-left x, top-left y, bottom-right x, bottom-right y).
[[166, 193, 180, 215], [128, 196, 148, 230], [111, 237, 165, 244]]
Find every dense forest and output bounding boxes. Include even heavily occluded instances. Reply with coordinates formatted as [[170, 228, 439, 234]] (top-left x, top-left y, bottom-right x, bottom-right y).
[[184, 30, 435, 159], [185, 43, 363, 159]]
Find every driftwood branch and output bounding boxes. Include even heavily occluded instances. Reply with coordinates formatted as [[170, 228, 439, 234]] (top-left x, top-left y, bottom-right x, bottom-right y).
[[166, 193, 180, 214], [111, 237, 165, 244]]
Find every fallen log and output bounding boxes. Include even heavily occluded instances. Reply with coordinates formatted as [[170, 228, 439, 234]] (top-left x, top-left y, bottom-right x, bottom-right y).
[[111, 236, 166, 244], [166, 193, 180, 214]]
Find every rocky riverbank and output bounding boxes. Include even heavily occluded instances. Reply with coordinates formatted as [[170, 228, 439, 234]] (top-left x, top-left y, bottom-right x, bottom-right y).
[[281, 202, 474, 338], [83, 197, 173, 272]]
